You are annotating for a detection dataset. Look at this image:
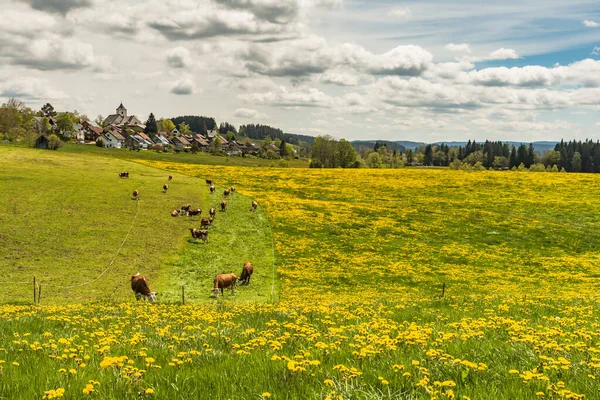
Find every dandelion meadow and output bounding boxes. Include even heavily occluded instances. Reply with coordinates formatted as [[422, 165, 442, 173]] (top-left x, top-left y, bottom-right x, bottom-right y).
[[2, 148, 600, 399]]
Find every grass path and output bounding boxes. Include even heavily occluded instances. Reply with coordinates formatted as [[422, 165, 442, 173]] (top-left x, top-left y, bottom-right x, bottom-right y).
[[0, 146, 275, 304]]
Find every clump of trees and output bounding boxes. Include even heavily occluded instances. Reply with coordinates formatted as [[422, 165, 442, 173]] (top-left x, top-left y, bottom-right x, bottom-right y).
[[309, 136, 360, 168]]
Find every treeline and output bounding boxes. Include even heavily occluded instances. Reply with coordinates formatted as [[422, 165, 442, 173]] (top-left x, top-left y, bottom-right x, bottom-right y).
[[553, 140, 600, 173], [240, 124, 315, 145], [170, 116, 217, 134]]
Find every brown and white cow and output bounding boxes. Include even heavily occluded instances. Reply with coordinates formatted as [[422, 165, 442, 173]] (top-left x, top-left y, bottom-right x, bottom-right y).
[[251, 201, 258, 212], [209, 207, 216, 218], [133, 190, 140, 200], [223, 189, 231, 197], [181, 204, 192, 213], [200, 217, 214, 228], [131, 273, 157, 302], [119, 171, 129, 178], [210, 185, 216, 194], [239, 262, 253, 285], [188, 208, 202, 218], [230, 186, 236, 195], [163, 184, 169, 193], [213, 273, 237, 297], [220, 200, 227, 212], [189, 228, 209, 242], [171, 210, 180, 217]]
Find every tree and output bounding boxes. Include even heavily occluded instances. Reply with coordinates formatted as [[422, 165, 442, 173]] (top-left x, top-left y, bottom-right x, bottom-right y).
[[366, 152, 382, 168], [55, 112, 74, 136], [493, 156, 509, 169], [423, 145, 433, 166], [40, 117, 51, 134], [41, 103, 56, 118], [161, 119, 176, 133], [406, 149, 414, 165], [334, 139, 357, 168], [48, 134, 63, 150], [190, 141, 199, 154], [572, 152, 582, 172], [264, 136, 273, 145], [279, 139, 288, 157], [95, 115, 105, 127], [210, 136, 222, 154], [543, 150, 560, 167], [226, 131, 236, 142], [178, 122, 191, 135], [144, 113, 158, 136]]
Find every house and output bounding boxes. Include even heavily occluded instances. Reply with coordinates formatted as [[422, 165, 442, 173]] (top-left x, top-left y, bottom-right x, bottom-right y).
[[262, 143, 280, 155], [171, 127, 180, 136], [153, 134, 171, 146], [214, 134, 228, 146], [172, 135, 191, 152], [225, 141, 242, 156], [240, 141, 259, 156], [82, 121, 104, 142], [103, 130, 125, 148], [125, 134, 152, 150], [206, 130, 217, 140], [70, 123, 85, 142], [35, 135, 49, 149], [192, 134, 209, 151], [103, 103, 144, 128], [137, 132, 153, 143]]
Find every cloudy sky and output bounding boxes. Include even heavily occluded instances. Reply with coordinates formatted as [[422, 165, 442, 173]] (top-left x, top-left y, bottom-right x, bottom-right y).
[[1, 0, 599, 142]]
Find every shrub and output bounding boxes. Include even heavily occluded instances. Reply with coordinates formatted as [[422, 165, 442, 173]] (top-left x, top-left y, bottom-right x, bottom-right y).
[[96, 138, 105, 148], [472, 162, 486, 171], [529, 163, 546, 172], [48, 134, 63, 150]]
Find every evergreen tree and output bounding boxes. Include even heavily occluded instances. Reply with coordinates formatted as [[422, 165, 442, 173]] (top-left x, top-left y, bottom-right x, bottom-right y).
[[144, 113, 158, 136]]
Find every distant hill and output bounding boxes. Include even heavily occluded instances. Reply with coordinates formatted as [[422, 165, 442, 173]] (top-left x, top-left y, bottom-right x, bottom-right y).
[[351, 140, 406, 152], [353, 140, 559, 154]]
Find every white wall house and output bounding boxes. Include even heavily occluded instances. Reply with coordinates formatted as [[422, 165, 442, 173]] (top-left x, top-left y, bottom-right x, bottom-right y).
[[103, 131, 125, 148]]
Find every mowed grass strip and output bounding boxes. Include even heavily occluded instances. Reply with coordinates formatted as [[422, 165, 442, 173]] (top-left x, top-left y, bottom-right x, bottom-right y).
[[0, 146, 275, 304]]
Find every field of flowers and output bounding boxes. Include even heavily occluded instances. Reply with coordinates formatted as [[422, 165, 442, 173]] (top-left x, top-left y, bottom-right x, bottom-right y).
[[2, 160, 600, 399]]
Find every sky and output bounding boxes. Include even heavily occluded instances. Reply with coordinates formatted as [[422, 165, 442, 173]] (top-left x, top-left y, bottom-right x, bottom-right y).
[[0, 0, 599, 142]]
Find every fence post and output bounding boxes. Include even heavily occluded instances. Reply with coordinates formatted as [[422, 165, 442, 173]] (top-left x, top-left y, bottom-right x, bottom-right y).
[[33, 276, 36, 305], [441, 282, 446, 298], [181, 285, 185, 305], [38, 285, 42, 305]]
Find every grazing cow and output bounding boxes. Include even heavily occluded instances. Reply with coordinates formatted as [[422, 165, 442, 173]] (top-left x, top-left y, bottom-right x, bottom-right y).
[[171, 210, 180, 217], [163, 184, 169, 193], [168, 175, 173, 181], [200, 217, 214, 228], [181, 204, 192, 213], [223, 189, 231, 197], [251, 201, 258, 212], [189, 228, 209, 243], [119, 171, 129, 178], [206, 179, 212, 185], [210, 185, 216, 194], [213, 273, 237, 297], [188, 208, 202, 218], [230, 186, 236, 195], [133, 190, 140, 200], [209, 207, 216, 218], [221, 200, 227, 212], [239, 262, 253, 285], [131, 273, 157, 302]]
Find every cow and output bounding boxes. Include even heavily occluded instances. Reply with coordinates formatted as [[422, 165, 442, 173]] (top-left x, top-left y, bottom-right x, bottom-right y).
[[251, 201, 258, 212], [133, 190, 140, 200], [119, 171, 129, 178], [223, 189, 231, 197], [230, 186, 236, 195], [239, 262, 253, 285], [210, 185, 216, 194], [200, 217, 214, 228], [131, 273, 157, 303], [206, 179, 212, 185], [171, 210, 180, 217], [189, 228, 209, 243], [221, 200, 227, 212], [181, 204, 192, 213], [209, 207, 216, 218], [213, 273, 237, 297], [168, 175, 173, 181], [188, 208, 202, 219], [163, 184, 169, 193]]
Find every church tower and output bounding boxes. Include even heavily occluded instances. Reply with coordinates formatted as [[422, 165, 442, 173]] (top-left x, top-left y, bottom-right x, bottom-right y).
[[117, 103, 127, 118]]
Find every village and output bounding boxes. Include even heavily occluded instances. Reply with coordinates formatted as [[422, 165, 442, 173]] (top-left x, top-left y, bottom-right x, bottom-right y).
[[33, 103, 283, 158]]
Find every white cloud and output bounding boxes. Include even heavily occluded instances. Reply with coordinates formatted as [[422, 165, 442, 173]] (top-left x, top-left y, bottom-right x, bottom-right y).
[[583, 20, 599, 28], [238, 86, 332, 108], [445, 43, 471, 53], [166, 46, 193, 69], [170, 76, 197, 95], [487, 48, 520, 60], [0, 76, 67, 100], [233, 108, 268, 119], [389, 7, 412, 19], [320, 69, 360, 86]]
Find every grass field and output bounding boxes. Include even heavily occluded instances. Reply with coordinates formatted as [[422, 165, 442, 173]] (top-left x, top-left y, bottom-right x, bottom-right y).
[[2, 146, 600, 399], [0, 146, 275, 304]]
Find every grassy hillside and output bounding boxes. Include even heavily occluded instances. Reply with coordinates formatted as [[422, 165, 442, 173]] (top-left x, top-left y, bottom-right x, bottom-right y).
[[0, 146, 274, 304]]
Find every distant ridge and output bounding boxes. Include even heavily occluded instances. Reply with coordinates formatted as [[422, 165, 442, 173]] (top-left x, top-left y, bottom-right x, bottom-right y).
[[351, 140, 559, 153]]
